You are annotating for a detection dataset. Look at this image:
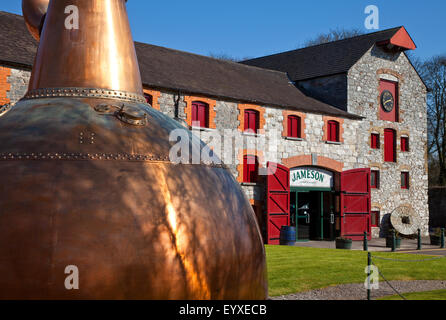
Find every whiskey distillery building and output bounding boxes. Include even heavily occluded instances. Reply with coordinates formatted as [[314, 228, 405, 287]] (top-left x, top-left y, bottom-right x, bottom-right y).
[[0, 11, 428, 243]]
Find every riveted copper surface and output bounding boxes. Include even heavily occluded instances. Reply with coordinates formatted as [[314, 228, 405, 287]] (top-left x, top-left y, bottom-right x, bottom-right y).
[[0, 0, 268, 300], [0, 97, 267, 300]]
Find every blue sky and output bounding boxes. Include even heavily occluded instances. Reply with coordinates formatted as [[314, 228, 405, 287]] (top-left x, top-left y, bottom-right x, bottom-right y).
[[1, 0, 444, 60]]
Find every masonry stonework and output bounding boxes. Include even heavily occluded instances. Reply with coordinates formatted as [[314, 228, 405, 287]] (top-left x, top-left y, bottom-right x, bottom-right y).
[[347, 45, 429, 236], [6, 67, 30, 105]]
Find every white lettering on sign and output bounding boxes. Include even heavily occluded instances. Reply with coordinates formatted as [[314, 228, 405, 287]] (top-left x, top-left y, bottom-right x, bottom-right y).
[[290, 167, 333, 189]]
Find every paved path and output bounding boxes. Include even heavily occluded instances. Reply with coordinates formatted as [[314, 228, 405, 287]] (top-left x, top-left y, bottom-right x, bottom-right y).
[[271, 280, 446, 300], [398, 249, 446, 256], [293, 237, 442, 252]]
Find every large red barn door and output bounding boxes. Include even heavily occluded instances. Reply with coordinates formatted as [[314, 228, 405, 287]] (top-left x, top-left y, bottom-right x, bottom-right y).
[[341, 169, 371, 241], [266, 162, 290, 245]]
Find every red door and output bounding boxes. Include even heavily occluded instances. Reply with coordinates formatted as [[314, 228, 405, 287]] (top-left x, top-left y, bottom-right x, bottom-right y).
[[341, 169, 371, 241], [384, 129, 396, 162], [266, 162, 290, 245]]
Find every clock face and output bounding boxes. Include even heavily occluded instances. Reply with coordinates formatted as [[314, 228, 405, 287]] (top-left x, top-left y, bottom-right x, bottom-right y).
[[381, 90, 394, 113]]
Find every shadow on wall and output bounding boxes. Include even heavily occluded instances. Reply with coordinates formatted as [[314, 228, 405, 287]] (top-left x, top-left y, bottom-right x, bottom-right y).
[[379, 213, 392, 238], [429, 187, 446, 229]]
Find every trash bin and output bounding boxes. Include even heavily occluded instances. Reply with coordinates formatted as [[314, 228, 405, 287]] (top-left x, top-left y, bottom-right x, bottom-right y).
[[280, 226, 296, 246]]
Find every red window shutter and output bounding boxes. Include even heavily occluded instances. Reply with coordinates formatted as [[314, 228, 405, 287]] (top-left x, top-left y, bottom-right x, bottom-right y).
[[401, 137, 409, 152], [328, 121, 339, 142], [192, 102, 209, 128], [371, 134, 380, 149], [243, 155, 258, 183], [288, 116, 301, 138], [401, 172, 409, 189], [144, 93, 153, 106], [384, 129, 396, 162], [245, 110, 259, 133], [371, 211, 380, 227], [371, 170, 379, 189]]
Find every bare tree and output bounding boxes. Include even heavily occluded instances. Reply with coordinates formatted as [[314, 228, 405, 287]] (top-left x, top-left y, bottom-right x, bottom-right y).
[[302, 28, 365, 47], [423, 55, 446, 185], [208, 52, 253, 62]]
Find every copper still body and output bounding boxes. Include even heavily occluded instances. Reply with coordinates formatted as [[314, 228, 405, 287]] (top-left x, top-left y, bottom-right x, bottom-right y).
[[0, 0, 267, 299]]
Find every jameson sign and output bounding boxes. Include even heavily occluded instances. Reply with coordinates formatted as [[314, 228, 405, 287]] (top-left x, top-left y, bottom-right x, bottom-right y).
[[290, 167, 333, 189]]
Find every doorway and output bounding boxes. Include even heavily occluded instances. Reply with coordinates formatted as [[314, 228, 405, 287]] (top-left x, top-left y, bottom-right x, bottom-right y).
[[291, 189, 337, 241]]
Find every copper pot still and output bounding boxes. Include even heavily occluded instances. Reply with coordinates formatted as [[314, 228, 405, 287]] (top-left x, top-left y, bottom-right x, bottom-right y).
[[0, 0, 267, 299]]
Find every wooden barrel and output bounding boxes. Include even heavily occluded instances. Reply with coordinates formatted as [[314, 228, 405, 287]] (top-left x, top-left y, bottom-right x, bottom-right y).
[[280, 226, 296, 246]]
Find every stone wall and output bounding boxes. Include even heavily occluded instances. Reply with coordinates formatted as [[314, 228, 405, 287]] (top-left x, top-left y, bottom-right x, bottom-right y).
[[6, 67, 31, 104], [348, 45, 429, 236]]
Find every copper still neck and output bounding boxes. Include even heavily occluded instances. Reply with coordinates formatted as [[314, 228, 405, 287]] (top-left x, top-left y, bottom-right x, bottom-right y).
[[26, 0, 144, 100]]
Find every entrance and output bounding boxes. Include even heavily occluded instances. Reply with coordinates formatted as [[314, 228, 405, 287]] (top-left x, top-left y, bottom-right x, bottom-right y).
[[266, 162, 371, 244], [291, 189, 336, 241]]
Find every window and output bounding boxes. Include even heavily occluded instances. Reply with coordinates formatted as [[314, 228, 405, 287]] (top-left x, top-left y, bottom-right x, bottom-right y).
[[371, 211, 381, 228], [192, 101, 209, 128], [243, 155, 259, 183], [371, 170, 380, 189], [244, 109, 259, 134], [144, 93, 153, 106], [384, 129, 396, 162], [401, 136, 410, 152], [327, 120, 340, 142], [371, 133, 380, 149], [288, 115, 302, 138], [401, 172, 410, 189]]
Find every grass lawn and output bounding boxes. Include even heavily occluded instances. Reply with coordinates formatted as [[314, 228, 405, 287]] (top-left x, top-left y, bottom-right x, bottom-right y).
[[378, 290, 446, 300], [266, 245, 446, 297]]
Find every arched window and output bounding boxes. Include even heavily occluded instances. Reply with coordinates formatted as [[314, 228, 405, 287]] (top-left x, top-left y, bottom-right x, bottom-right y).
[[243, 155, 259, 183], [288, 115, 302, 138], [327, 120, 340, 142], [244, 109, 259, 134], [144, 93, 153, 106], [192, 101, 209, 128], [384, 128, 397, 162]]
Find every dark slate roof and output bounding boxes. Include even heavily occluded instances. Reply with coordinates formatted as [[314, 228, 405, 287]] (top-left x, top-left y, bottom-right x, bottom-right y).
[[134, 42, 361, 118], [0, 11, 361, 119], [0, 11, 38, 68], [241, 27, 403, 81]]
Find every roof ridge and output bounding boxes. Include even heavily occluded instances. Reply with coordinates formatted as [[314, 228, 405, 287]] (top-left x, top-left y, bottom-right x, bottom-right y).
[[0, 10, 23, 18], [134, 41, 292, 77], [243, 26, 403, 62]]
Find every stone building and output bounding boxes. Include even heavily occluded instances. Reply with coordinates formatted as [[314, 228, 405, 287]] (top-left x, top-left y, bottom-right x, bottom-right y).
[[0, 11, 428, 242]]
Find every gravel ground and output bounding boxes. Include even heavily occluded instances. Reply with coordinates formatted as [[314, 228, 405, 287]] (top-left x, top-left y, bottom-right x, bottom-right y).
[[271, 280, 446, 300]]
